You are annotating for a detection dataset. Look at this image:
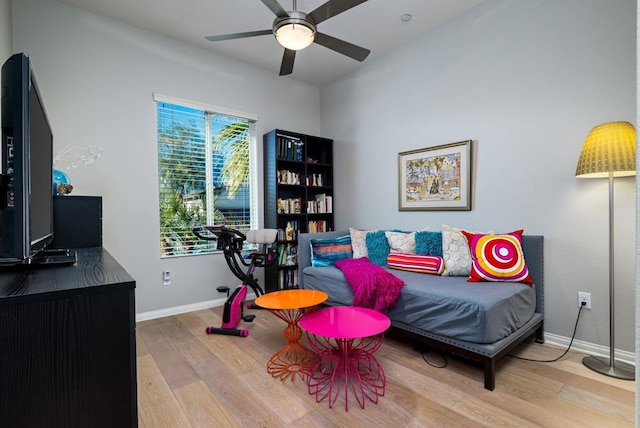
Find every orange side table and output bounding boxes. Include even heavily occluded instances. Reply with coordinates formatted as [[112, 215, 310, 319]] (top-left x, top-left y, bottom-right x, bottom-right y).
[[254, 289, 328, 381]]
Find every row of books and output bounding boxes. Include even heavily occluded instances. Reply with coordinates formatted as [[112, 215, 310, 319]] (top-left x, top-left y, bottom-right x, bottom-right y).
[[307, 173, 327, 187], [277, 220, 300, 241], [277, 243, 298, 267], [276, 134, 304, 162], [277, 169, 301, 185], [277, 171, 329, 187], [307, 193, 333, 214], [278, 269, 299, 289], [308, 220, 329, 233], [277, 197, 302, 214]]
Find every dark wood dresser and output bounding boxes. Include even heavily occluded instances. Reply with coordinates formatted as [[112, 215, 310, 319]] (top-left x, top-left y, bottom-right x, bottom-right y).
[[0, 247, 137, 427]]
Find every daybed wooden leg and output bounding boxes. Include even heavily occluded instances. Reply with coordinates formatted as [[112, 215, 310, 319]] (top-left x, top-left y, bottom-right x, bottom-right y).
[[534, 322, 545, 344], [484, 360, 496, 390]]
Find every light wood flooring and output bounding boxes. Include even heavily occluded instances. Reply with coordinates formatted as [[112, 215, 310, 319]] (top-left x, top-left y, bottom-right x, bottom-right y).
[[136, 305, 635, 427]]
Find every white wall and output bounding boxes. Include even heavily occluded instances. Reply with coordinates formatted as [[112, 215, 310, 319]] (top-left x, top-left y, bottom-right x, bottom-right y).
[[12, 0, 321, 313], [1, 0, 12, 120], [321, 0, 637, 353], [0, 0, 10, 54]]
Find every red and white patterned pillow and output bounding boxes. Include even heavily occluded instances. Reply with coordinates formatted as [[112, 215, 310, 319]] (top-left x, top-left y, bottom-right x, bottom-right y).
[[461, 230, 533, 285]]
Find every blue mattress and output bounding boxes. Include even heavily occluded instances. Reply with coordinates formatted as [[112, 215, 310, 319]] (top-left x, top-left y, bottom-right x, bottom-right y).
[[302, 265, 536, 344]]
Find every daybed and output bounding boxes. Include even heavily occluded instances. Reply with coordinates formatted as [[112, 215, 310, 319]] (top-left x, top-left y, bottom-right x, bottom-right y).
[[297, 230, 544, 390]]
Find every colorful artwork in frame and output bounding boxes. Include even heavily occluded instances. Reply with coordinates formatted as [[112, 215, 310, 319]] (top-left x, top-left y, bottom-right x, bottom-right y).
[[398, 140, 473, 211]]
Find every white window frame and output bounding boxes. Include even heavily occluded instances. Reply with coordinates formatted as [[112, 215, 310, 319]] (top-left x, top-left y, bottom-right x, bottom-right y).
[[154, 93, 258, 257]]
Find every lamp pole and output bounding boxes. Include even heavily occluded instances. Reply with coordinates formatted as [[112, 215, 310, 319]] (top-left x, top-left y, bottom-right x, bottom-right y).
[[581, 170, 635, 379]]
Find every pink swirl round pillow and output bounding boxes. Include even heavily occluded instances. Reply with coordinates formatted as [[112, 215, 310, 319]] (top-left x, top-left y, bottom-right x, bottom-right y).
[[461, 230, 533, 285]]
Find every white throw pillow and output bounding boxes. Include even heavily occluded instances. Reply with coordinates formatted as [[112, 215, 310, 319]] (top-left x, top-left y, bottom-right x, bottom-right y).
[[441, 224, 490, 276], [385, 231, 416, 254], [349, 227, 377, 258]]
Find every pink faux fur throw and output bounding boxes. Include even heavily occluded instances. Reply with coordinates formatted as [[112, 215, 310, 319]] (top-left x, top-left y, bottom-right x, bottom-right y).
[[334, 257, 405, 313]]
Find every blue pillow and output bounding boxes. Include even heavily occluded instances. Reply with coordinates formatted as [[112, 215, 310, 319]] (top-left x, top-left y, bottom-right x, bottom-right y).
[[365, 230, 390, 265], [415, 231, 443, 257], [310, 235, 353, 267]]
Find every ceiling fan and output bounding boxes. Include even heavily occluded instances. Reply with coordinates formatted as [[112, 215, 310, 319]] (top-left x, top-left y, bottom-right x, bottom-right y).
[[205, 0, 371, 76]]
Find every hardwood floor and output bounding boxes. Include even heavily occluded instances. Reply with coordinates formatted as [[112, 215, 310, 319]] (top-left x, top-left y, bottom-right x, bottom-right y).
[[136, 306, 635, 427]]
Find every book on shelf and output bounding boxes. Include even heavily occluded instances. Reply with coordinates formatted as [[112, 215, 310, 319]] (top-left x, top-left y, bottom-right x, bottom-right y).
[[306, 173, 326, 187], [308, 220, 328, 233], [277, 268, 299, 289], [276, 197, 303, 214], [277, 134, 304, 162], [277, 220, 300, 240], [277, 243, 298, 267], [277, 169, 301, 185], [315, 194, 325, 213], [307, 194, 332, 214]]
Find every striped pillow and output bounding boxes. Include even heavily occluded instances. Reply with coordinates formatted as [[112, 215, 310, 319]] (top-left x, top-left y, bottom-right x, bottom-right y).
[[310, 235, 353, 267], [387, 253, 444, 275]]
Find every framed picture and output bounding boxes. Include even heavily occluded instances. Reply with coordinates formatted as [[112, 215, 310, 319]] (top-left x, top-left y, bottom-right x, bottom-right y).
[[398, 140, 473, 211]]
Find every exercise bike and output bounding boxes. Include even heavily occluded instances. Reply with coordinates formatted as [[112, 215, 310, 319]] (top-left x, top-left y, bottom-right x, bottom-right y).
[[193, 225, 278, 337]]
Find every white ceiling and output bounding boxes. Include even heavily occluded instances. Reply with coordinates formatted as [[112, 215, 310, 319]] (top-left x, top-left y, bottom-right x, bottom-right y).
[[58, 0, 484, 86]]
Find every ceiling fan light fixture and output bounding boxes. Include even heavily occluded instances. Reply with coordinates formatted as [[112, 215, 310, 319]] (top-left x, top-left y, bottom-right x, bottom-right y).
[[274, 13, 316, 51], [205, 1, 371, 76]]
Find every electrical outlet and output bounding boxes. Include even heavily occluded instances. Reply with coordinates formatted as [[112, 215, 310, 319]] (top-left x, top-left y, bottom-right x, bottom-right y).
[[578, 292, 591, 309], [163, 269, 171, 286]]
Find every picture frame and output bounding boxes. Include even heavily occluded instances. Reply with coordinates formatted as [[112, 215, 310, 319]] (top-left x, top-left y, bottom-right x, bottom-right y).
[[398, 140, 473, 211]]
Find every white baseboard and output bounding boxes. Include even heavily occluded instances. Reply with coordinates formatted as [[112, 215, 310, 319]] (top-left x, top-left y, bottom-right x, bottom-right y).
[[135, 292, 257, 322], [136, 299, 636, 367], [544, 332, 636, 366]]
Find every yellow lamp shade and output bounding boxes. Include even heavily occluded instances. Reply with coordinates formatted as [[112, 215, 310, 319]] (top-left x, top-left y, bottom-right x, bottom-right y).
[[575, 121, 636, 178]]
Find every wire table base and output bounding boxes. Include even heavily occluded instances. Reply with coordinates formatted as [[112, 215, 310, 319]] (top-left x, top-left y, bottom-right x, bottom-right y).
[[305, 334, 386, 410], [265, 307, 316, 381], [255, 289, 328, 382]]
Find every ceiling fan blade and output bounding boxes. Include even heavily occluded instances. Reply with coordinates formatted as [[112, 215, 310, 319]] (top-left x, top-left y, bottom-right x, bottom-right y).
[[308, 0, 368, 25], [279, 49, 296, 75], [261, 0, 289, 19], [205, 29, 273, 42], [313, 32, 370, 62]]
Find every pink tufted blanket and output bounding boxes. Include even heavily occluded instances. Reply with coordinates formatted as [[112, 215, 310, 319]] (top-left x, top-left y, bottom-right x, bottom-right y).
[[334, 257, 405, 313]]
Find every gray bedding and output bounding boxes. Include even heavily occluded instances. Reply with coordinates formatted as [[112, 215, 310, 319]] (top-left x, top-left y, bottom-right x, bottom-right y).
[[303, 264, 535, 344]]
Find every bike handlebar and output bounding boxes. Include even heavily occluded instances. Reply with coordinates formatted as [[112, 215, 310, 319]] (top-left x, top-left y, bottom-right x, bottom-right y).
[[192, 225, 246, 242]]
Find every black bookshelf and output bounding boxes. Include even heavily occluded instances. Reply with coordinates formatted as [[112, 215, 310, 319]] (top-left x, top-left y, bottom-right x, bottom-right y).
[[263, 129, 334, 291]]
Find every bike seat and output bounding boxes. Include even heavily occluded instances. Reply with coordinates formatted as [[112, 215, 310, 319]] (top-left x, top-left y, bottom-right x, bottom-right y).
[[246, 229, 278, 245]]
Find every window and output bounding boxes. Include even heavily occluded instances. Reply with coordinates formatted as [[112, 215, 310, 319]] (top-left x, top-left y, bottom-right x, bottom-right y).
[[155, 94, 258, 257]]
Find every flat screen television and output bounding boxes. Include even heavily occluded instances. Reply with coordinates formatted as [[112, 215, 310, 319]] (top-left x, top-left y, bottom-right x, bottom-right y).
[[0, 53, 63, 265]]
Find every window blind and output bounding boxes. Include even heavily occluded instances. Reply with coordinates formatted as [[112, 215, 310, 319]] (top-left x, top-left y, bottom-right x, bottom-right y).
[[156, 96, 258, 257]]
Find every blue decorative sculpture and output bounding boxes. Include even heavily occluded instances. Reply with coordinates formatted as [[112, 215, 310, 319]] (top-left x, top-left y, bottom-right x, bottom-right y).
[[53, 169, 73, 195]]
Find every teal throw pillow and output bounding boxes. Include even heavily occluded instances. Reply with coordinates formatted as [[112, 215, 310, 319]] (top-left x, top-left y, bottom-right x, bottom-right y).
[[415, 231, 443, 257], [310, 235, 353, 267], [365, 230, 390, 265]]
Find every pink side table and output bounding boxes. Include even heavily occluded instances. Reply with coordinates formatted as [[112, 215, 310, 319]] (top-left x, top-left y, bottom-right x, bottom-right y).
[[299, 306, 391, 411]]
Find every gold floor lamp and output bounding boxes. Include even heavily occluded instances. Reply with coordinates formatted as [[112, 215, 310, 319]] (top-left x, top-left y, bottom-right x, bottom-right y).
[[575, 121, 636, 380]]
